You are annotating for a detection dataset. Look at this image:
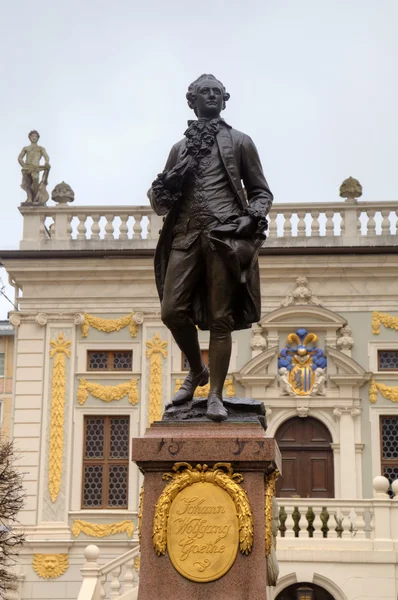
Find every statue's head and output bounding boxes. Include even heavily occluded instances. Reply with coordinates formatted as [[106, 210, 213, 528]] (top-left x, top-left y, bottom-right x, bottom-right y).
[[186, 74, 230, 118], [28, 130, 40, 142]]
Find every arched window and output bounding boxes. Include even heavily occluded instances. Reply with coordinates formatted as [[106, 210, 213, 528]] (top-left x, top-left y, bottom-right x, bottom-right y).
[[276, 417, 334, 498], [275, 582, 335, 600]]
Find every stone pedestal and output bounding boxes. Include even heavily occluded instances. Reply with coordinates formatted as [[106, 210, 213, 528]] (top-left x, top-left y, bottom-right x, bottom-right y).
[[132, 421, 281, 600]]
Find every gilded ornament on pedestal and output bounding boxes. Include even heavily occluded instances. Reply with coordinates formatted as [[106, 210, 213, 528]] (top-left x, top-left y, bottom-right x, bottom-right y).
[[146, 332, 167, 424], [174, 377, 236, 398], [138, 484, 144, 546], [33, 554, 68, 579], [81, 312, 139, 337], [71, 519, 134, 538], [265, 470, 279, 557], [369, 379, 398, 404], [372, 311, 398, 335], [48, 332, 71, 503], [77, 378, 139, 405]]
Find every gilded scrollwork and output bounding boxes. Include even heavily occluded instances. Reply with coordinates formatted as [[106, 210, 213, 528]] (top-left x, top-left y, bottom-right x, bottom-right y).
[[372, 312, 398, 335], [146, 333, 168, 424], [49, 332, 71, 503], [265, 470, 279, 557], [71, 519, 134, 538], [77, 378, 139, 405], [81, 312, 139, 337], [138, 484, 144, 547], [153, 462, 253, 557], [369, 379, 398, 404]]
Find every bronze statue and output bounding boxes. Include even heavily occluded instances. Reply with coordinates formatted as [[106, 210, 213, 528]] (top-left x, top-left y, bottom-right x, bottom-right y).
[[18, 130, 51, 204], [149, 74, 273, 421]]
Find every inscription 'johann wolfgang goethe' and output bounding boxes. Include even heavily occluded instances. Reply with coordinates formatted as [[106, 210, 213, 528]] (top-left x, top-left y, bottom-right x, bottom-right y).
[[167, 482, 239, 582]]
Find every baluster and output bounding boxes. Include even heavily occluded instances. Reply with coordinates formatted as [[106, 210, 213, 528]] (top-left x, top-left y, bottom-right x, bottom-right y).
[[367, 507, 375, 539], [100, 573, 106, 600], [105, 215, 115, 240], [77, 215, 87, 241], [278, 506, 287, 537], [320, 506, 330, 538], [367, 210, 377, 236], [39, 215, 46, 239], [310, 210, 321, 237], [67, 215, 73, 239], [354, 506, 366, 539], [339, 211, 345, 236], [110, 565, 121, 598], [91, 214, 101, 240], [119, 215, 129, 240], [268, 213, 277, 239], [147, 216, 152, 239], [306, 506, 314, 537], [285, 211, 294, 238], [133, 214, 143, 239], [297, 211, 306, 238], [123, 557, 135, 592], [357, 209, 363, 236], [285, 505, 296, 538], [325, 210, 334, 238], [381, 209, 391, 236], [312, 505, 324, 539], [338, 508, 351, 538]]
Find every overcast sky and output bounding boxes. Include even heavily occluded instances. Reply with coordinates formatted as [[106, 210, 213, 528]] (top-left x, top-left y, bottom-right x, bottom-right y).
[[0, 0, 397, 318]]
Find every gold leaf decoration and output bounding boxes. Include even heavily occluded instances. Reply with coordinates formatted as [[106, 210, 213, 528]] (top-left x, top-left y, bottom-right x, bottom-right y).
[[77, 378, 139, 405], [372, 312, 398, 335], [174, 378, 236, 398], [72, 519, 134, 538], [153, 462, 253, 557], [138, 484, 144, 547], [146, 333, 167, 424], [33, 554, 69, 579], [49, 332, 71, 503], [134, 556, 140, 572], [265, 470, 279, 557], [81, 312, 138, 338], [369, 379, 398, 403]]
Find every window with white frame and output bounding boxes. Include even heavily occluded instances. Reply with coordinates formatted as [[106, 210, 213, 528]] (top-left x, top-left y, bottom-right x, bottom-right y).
[[378, 350, 398, 371], [380, 416, 398, 489]]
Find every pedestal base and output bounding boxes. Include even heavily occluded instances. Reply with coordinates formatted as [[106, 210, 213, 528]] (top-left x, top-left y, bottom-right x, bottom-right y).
[[132, 421, 281, 600]]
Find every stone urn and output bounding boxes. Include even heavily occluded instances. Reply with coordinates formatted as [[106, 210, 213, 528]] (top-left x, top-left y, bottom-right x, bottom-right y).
[[51, 181, 74, 204]]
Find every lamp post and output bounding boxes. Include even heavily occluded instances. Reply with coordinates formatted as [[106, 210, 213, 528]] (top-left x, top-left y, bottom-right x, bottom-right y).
[[296, 586, 314, 600]]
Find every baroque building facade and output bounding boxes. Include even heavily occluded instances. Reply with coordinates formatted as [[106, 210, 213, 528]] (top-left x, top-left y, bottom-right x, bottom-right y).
[[1, 194, 398, 600]]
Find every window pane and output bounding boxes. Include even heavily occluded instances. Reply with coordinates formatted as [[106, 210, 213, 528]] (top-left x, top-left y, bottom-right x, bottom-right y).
[[83, 465, 103, 507], [378, 350, 398, 370], [108, 465, 128, 507], [113, 351, 132, 370], [110, 418, 129, 459], [381, 417, 398, 459], [0, 353, 4, 377], [88, 351, 108, 370], [85, 418, 105, 458]]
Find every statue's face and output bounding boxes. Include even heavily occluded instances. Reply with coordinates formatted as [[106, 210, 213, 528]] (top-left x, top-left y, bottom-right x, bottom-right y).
[[194, 79, 224, 119], [29, 133, 39, 143]]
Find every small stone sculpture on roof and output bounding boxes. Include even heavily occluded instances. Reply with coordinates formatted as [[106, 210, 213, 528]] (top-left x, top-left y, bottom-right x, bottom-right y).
[[339, 176, 362, 201], [18, 130, 51, 205]]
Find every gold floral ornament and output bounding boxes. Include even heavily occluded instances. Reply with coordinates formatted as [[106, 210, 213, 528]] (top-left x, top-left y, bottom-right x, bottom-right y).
[[265, 470, 279, 557], [146, 333, 168, 424], [77, 378, 139, 405], [81, 312, 138, 338], [72, 519, 134, 538], [174, 378, 236, 398], [369, 379, 398, 403], [33, 554, 68, 579], [372, 312, 398, 335], [153, 462, 253, 557], [138, 485, 144, 546], [49, 332, 71, 503]]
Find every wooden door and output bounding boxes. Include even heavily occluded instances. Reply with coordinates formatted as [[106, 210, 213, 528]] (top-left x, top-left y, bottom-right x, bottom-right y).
[[276, 417, 334, 498]]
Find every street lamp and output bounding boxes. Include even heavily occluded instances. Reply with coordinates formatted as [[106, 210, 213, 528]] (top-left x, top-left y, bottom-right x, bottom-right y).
[[296, 586, 314, 600]]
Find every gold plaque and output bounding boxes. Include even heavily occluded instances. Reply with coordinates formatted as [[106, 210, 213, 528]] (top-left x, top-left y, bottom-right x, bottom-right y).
[[167, 481, 239, 582]]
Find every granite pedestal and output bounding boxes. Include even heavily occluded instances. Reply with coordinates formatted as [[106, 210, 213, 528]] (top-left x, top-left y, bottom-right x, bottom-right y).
[[131, 418, 281, 600]]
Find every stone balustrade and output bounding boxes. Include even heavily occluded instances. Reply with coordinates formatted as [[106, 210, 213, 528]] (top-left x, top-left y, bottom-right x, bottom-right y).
[[18, 199, 398, 251]]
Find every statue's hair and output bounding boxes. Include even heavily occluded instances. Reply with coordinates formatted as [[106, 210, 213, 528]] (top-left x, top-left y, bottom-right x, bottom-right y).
[[28, 130, 40, 140], [186, 74, 230, 115]]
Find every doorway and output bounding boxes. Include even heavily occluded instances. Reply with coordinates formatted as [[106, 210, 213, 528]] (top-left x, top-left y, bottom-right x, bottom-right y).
[[275, 417, 334, 498], [275, 582, 335, 600]]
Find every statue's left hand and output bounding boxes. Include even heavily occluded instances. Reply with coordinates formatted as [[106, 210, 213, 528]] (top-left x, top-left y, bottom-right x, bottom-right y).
[[234, 215, 257, 237]]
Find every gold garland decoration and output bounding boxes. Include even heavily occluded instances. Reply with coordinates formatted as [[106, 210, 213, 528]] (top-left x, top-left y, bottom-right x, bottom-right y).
[[146, 333, 167, 424], [138, 484, 144, 547], [153, 462, 253, 557], [49, 332, 71, 503], [265, 470, 279, 557], [77, 378, 139, 405], [33, 554, 69, 579], [81, 312, 138, 338], [372, 312, 398, 335], [174, 377, 236, 398], [369, 378, 398, 403], [72, 519, 134, 538]]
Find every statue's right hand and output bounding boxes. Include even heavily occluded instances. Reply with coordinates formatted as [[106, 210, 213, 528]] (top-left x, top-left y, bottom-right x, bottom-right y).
[[163, 156, 193, 191]]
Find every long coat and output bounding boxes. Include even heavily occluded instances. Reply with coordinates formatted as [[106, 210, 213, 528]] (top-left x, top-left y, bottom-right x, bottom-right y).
[[149, 122, 273, 331]]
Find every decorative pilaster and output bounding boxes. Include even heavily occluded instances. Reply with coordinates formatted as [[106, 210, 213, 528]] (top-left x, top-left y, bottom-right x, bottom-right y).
[[333, 407, 360, 498], [48, 332, 71, 503], [146, 333, 167, 425]]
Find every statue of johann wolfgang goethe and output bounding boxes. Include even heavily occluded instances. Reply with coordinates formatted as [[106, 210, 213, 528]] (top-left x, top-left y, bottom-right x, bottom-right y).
[[148, 74, 273, 422]]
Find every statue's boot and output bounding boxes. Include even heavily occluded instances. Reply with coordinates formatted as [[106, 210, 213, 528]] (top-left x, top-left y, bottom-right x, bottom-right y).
[[206, 331, 230, 422], [172, 364, 209, 406]]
